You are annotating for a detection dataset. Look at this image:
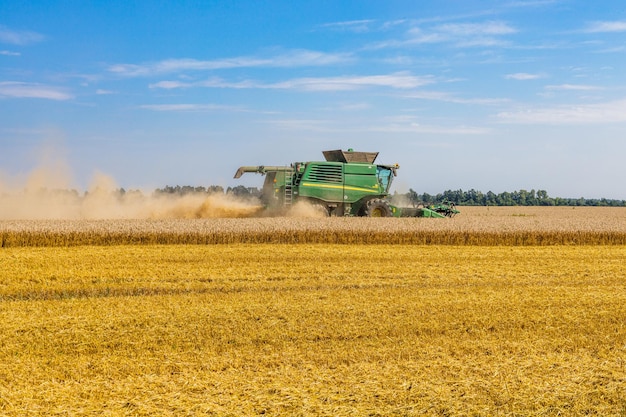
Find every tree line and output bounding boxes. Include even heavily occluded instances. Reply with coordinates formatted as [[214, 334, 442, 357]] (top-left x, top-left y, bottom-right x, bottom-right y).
[[402, 188, 626, 207], [154, 185, 626, 207], [154, 185, 260, 197]]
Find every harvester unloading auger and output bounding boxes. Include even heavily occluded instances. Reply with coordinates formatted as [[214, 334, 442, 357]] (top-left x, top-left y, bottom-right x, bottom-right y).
[[234, 149, 459, 218]]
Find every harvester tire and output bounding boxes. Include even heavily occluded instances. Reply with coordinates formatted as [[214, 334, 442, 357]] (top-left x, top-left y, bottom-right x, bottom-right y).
[[363, 199, 392, 217], [311, 203, 330, 217]]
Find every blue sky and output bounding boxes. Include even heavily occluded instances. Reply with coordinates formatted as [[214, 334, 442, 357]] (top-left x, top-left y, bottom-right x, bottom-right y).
[[1, 0, 626, 199]]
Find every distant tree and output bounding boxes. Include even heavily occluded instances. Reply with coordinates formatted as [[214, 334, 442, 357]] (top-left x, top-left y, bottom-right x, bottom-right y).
[[406, 189, 419, 205], [227, 185, 252, 197], [154, 185, 178, 195], [207, 185, 225, 194], [421, 192, 434, 204], [151, 184, 626, 207], [536, 189, 553, 205], [498, 191, 513, 206]]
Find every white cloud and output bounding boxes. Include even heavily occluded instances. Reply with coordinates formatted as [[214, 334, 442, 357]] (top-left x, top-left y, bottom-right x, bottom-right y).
[[496, 99, 626, 124], [506, 0, 561, 8], [544, 84, 601, 91], [0, 82, 72, 100], [585, 21, 626, 33], [435, 21, 517, 36], [440, 21, 516, 48], [319, 18, 410, 34], [109, 49, 352, 77], [371, 122, 489, 135], [505, 73, 544, 80], [0, 50, 20, 56], [595, 45, 626, 53], [149, 78, 256, 90], [0, 26, 44, 45], [265, 116, 489, 135], [373, 20, 517, 49], [319, 19, 376, 33], [404, 28, 449, 45], [148, 80, 189, 89], [265, 118, 337, 132], [150, 72, 434, 92], [302, 113, 491, 135], [272, 73, 433, 91], [404, 90, 509, 105], [139, 104, 246, 112], [96, 89, 115, 95], [335, 102, 371, 111]]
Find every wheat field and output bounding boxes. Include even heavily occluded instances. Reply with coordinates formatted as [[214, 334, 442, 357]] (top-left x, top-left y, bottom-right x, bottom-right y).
[[2, 206, 626, 247], [1, 207, 625, 415]]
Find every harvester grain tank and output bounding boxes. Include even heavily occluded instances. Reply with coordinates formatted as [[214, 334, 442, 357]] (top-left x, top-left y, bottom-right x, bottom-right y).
[[234, 149, 459, 218]]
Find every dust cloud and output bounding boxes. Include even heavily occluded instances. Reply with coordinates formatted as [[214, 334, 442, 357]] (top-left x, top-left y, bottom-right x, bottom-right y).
[[286, 201, 329, 218], [0, 145, 343, 220], [390, 193, 419, 208], [0, 156, 264, 220]]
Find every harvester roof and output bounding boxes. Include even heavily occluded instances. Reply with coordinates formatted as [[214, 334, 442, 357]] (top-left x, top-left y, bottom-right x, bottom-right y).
[[322, 149, 378, 164]]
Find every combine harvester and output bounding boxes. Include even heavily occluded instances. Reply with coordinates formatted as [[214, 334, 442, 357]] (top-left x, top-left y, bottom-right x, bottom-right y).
[[234, 149, 459, 218]]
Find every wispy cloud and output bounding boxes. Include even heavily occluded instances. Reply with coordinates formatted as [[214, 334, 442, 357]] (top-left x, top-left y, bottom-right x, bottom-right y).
[[436, 21, 517, 36], [139, 103, 248, 112], [333, 102, 371, 111], [0, 26, 45, 45], [319, 18, 410, 34], [149, 78, 254, 90], [150, 72, 434, 92], [0, 50, 21, 56], [403, 90, 509, 105], [0, 82, 72, 100], [109, 49, 352, 77], [371, 122, 490, 135], [544, 84, 601, 91], [265, 118, 338, 132], [371, 20, 517, 49], [497, 99, 626, 124], [594, 45, 626, 54], [402, 28, 448, 45], [319, 19, 376, 33], [505, 0, 561, 8], [265, 117, 489, 135], [435, 21, 517, 47], [505, 72, 544, 80], [584, 21, 626, 33], [271, 73, 434, 91]]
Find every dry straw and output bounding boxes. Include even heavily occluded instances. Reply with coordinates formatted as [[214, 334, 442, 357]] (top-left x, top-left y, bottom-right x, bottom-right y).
[[1, 244, 625, 415], [2, 206, 626, 247]]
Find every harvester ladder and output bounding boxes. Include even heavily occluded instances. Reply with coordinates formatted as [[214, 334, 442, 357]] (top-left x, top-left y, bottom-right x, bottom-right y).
[[284, 168, 294, 207]]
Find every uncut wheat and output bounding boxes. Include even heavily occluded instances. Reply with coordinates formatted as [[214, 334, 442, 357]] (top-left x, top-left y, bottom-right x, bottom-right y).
[[2, 206, 626, 246]]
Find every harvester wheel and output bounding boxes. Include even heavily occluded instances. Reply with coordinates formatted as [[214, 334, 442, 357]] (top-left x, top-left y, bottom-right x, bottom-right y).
[[311, 203, 330, 217], [363, 199, 393, 217]]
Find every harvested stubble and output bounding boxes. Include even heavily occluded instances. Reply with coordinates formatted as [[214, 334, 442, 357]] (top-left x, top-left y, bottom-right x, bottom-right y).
[[2, 206, 626, 247], [1, 244, 625, 415]]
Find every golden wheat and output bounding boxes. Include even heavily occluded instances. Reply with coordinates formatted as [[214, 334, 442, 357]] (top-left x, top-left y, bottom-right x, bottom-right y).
[[1, 244, 625, 415], [2, 206, 626, 246]]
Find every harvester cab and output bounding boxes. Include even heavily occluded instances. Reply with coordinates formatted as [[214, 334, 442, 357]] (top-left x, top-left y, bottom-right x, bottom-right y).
[[234, 149, 458, 218]]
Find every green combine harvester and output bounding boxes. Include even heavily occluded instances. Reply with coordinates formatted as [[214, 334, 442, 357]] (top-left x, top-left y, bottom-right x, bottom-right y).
[[234, 149, 459, 218]]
